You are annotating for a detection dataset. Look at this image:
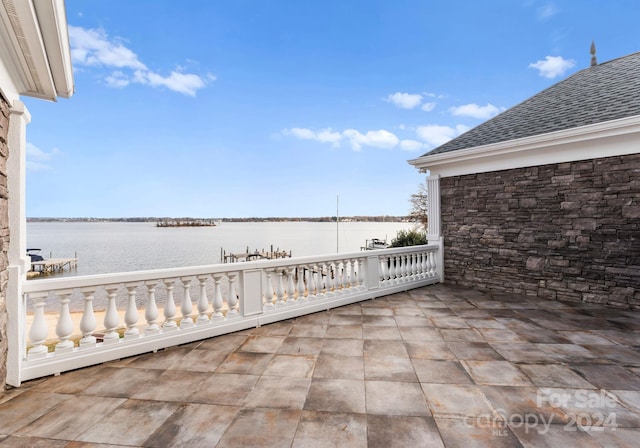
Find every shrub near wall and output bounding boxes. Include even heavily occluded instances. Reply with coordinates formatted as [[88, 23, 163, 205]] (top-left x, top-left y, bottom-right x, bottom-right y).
[[0, 95, 8, 391], [440, 154, 640, 308]]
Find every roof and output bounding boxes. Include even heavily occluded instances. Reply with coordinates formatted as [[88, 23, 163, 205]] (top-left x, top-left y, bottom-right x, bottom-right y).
[[424, 51, 640, 156], [0, 0, 74, 101]]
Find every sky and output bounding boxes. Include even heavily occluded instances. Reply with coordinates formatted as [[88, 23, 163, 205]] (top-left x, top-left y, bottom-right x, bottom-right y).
[[23, 0, 640, 218]]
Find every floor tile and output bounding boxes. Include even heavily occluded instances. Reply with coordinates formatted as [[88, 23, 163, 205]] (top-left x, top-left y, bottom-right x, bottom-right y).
[[215, 351, 274, 375], [313, 355, 364, 380], [263, 354, 316, 378], [325, 324, 363, 339], [238, 335, 285, 353], [365, 381, 430, 416], [398, 326, 443, 341], [364, 356, 417, 382], [412, 359, 472, 384], [16, 396, 126, 440], [363, 326, 402, 340], [435, 417, 522, 448], [192, 373, 260, 406], [571, 365, 640, 390], [75, 399, 179, 446], [462, 361, 532, 386], [405, 341, 456, 360], [216, 408, 300, 448], [321, 338, 364, 356], [422, 384, 493, 418], [304, 379, 366, 413], [244, 376, 311, 410], [364, 340, 409, 358], [447, 342, 504, 361], [0, 392, 73, 434], [277, 336, 324, 355], [367, 415, 444, 448], [143, 403, 239, 448], [292, 411, 367, 448], [518, 364, 595, 388]]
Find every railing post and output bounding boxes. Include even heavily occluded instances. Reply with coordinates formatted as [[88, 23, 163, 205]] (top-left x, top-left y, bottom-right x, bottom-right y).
[[79, 287, 98, 347], [162, 279, 178, 330], [27, 291, 49, 359], [180, 277, 194, 328], [103, 286, 120, 343], [197, 275, 211, 324], [227, 272, 239, 317], [124, 283, 140, 338], [144, 281, 160, 334]]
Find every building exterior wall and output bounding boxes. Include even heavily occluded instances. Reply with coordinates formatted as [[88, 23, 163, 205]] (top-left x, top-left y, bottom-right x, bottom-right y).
[[440, 153, 640, 308], [0, 95, 9, 390]]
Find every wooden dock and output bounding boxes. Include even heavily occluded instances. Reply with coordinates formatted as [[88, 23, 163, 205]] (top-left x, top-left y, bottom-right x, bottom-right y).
[[222, 245, 291, 263], [30, 258, 78, 276]]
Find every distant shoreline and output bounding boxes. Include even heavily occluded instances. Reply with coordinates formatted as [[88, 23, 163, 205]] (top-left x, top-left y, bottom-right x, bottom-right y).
[[27, 216, 410, 223]]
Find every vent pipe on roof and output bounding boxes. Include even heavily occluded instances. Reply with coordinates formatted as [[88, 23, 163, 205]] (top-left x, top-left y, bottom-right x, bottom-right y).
[[590, 41, 598, 66]]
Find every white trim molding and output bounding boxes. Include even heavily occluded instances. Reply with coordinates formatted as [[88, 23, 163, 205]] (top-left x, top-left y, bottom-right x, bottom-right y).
[[0, 0, 73, 102], [408, 115, 640, 178]]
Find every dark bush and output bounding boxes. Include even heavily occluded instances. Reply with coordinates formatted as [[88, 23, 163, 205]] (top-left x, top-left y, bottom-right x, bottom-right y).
[[390, 229, 427, 247]]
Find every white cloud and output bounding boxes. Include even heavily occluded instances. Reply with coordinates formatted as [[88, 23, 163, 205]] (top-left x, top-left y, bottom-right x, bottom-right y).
[[343, 129, 399, 151], [421, 102, 436, 112], [416, 125, 466, 147], [282, 127, 400, 151], [529, 55, 575, 79], [399, 140, 424, 152], [26, 143, 61, 171], [537, 3, 559, 19], [387, 92, 423, 109], [69, 25, 211, 96], [450, 103, 502, 120]]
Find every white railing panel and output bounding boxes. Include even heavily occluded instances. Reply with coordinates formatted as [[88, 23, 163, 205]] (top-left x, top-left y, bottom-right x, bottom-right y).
[[15, 244, 441, 385]]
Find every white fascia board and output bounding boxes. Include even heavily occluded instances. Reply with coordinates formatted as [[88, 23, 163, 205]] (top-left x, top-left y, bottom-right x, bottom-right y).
[[33, 0, 74, 98], [408, 115, 640, 178], [0, 0, 73, 101]]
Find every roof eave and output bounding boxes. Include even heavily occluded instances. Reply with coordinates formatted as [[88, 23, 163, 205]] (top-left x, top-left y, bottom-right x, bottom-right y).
[[408, 115, 640, 177], [0, 0, 74, 102]]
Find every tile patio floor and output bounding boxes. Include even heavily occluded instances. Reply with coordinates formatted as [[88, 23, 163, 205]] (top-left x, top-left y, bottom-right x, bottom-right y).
[[1, 284, 639, 447]]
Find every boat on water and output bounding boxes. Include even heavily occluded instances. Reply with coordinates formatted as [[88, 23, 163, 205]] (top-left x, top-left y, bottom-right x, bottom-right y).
[[27, 248, 44, 262], [362, 238, 389, 250]]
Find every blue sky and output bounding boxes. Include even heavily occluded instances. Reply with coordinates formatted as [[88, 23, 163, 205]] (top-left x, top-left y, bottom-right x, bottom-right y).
[[23, 0, 640, 218]]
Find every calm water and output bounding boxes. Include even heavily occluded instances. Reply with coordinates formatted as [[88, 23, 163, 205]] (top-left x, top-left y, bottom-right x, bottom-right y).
[[27, 221, 414, 277]]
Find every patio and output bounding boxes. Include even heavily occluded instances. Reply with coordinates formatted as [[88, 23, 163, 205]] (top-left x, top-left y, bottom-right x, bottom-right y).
[[1, 283, 639, 447]]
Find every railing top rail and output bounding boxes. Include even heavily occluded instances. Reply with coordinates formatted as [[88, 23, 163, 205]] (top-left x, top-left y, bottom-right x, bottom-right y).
[[22, 244, 439, 294]]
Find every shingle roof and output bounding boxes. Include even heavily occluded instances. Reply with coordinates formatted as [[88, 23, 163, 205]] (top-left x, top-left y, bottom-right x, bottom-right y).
[[424, 51, 640, 156]]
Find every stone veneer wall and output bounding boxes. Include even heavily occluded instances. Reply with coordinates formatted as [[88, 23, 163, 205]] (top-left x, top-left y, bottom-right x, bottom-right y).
[[0, 95, 8, 391], [440, 154, 640, 308]]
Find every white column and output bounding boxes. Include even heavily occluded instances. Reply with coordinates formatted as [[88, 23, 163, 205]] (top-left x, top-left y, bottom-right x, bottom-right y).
[[426, 175, 441, 242], [6, 101, 31, 386]]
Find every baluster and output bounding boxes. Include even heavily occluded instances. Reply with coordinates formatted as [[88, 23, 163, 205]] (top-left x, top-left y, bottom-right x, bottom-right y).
[[197, 275, 210, 324], [411, 253, 417, 279], [276, 269, 286, 307], [124, 284, 140, 338], [307, 265, 317, 298], [55, 290, 74, 352], [357, 258, 365, 289], [264, 270, 275, 310], [297, 266, 306, 300], [316, 264, 325, 298], [350, 259, 358, 289], [144, 281, 160, 334], [342, 260, 350, 292], [79, 288, 97, 347], [379, 256, 387, 284], [400, 254, 408, 282], [180, 277, 194, 328], [325, 263, 334, 295], [423, 251, 429, 277], [28, 292, 49, 358], [286, 267, 296, 304], [395, 255, 402, 283], [227, 272, 239, 317], [429, 251, 436, 277], [212, 274, 224, 319], [163, 278, 178, 330], [103, 287, 120, 343]]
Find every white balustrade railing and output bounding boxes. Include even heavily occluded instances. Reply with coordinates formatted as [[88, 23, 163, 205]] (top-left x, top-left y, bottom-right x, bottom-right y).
[[12, 244, 441, 385]]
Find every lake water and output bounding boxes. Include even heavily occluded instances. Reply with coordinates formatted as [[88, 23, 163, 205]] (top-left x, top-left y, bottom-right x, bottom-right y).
[[27, 221, 415, 277]]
